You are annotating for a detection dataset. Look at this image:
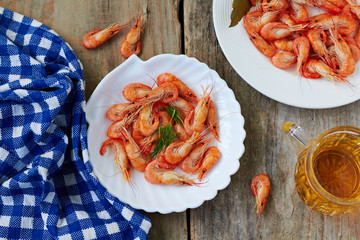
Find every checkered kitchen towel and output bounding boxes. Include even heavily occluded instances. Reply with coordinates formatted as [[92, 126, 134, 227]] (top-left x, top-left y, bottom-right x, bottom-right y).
[[0, 7, 151, 239]]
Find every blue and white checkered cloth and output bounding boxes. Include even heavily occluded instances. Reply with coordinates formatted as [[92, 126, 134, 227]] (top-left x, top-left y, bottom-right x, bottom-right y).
[[0, 7, 151, 239]]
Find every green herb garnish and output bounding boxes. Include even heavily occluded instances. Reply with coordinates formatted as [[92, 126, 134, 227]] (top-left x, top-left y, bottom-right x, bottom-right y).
[[165, 106, 183, 125], [229, 0, 252, 28], [149, 106, 181, 159]]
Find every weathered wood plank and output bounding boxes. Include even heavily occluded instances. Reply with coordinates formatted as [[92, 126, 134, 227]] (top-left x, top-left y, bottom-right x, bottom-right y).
[[2, 1, 185, 239], [184, 0, 360, 240]]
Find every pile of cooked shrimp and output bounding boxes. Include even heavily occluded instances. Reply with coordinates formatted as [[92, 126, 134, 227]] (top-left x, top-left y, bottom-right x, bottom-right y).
[[100, 73, 221, 186], [244, 0, 360, 83]]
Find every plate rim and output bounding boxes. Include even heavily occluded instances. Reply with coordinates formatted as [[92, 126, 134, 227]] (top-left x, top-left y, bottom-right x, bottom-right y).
[[86, 53, 246, 213]]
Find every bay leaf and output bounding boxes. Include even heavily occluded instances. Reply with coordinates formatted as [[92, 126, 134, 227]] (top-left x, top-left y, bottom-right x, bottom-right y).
[[229, 0, 251, 27]]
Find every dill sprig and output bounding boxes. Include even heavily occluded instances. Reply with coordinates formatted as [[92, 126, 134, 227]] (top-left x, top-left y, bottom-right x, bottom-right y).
[[165, 106, 183, 125], [149, 106, 181, 159]]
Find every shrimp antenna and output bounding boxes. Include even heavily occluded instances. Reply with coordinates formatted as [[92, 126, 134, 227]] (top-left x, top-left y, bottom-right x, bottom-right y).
[[144, 73, 158, 88]]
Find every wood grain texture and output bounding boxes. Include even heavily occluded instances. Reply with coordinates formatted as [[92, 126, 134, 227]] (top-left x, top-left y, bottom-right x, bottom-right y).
[[2, 1, 185, 240], [184, 0, 360, 240], [3, 0, 360, 239]]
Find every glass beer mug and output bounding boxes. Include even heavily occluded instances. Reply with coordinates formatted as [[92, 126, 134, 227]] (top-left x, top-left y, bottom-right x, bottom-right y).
[[282, 122, 360, 215]]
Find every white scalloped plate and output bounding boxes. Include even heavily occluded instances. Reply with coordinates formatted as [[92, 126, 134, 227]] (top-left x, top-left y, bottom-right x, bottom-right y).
[[213, 0, 360, 109], [86, 54, 245, 214]]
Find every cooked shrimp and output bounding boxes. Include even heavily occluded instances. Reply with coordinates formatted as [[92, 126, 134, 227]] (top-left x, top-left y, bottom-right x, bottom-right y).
[[144, 160, 198, 186], [251, 174, 271, 216], [345, 0, 360, 19], [260, 22, 306, 41], [329, 0, 347, 8], [271, 51, 297, 69], [293, 36, 310, 76], [329, 28, 355, 76], [290, 1, 309, 22], [165, 132, 202, 165], [205, 100, 219, 142], [100, 139, 130, 182], [291, 0, 315, 6], [106, 102, 142, 122], [243, 10, 281, 33], [122, 83, 152, 102], [157, 73, 198, 104], [279, 12, 296, 26], [274, 38, 294, 52], [144, 82, 179, 104], [308, 14, 356, 35], [174, 123, 189, 141], [131, 118, 144, 145], [197, 146, 220, 181], [305, 59, 347, 82], [343, 36, 360, 62], [120, 14, 143, 58], [138, 111, 169, 153], [138, 103, 159, 136], [122, 128, 150, 172], [82, 23, 129, 49], [307, 29, 332, 67], [180, 138, 213, 174], [314, 0, 342, 13], [244, 23, 277, 57], [306, 12, 331, 24], [184, 86, 212, 136], [261, 0, 290, 12], [168, 97, 194, 119]]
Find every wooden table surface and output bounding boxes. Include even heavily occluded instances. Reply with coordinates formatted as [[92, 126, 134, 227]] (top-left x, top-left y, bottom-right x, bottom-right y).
[[3, 0, 360, 239]]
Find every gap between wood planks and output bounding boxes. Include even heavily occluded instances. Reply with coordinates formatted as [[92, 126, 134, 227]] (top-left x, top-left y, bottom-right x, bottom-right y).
[[177, 0, 192, 239]]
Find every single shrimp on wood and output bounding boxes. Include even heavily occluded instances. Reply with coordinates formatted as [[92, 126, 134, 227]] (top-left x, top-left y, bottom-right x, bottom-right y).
[[120, 14, 143, 58], [100, 139, 131, 182], [122, 83, 152, 102], [144, 159, 198, 186], [157, 73, 198, 104], [271, 51, 297, 69], [251, 174, 271, 216], [293, 36, 310, 76], [180, 138, 213, 174], [197, 146, 221, 181], [82, 23, 129, 49]]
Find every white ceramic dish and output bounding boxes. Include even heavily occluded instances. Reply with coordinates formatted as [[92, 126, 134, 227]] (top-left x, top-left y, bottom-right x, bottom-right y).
[[213, 0, 360, 109], [86, 54, 245, 214]]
